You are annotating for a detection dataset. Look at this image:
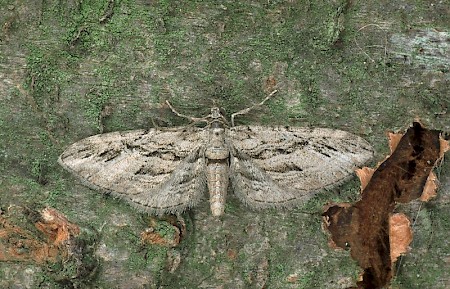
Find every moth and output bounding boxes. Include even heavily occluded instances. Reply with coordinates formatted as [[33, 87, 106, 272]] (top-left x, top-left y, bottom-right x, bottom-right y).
[[58, 91, 373, 216]]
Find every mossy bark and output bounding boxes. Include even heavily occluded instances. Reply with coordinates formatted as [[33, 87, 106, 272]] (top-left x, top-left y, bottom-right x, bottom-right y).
[[0, 1, 449, 288]]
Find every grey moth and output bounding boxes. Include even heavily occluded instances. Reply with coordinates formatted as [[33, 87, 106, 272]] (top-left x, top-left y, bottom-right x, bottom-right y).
[[59, 92, 373, 216]]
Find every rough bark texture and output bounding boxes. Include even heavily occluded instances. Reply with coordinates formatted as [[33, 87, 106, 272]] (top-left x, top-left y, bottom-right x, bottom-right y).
[[0, 1, 449, 288]]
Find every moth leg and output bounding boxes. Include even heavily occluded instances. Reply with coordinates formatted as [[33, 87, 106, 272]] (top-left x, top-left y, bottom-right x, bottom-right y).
[[165, 100, 209, 124], [230, 90, 278, 127]]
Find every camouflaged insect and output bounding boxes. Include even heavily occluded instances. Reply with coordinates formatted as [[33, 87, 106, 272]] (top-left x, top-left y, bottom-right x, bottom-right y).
[[58, 92, 373, 216]]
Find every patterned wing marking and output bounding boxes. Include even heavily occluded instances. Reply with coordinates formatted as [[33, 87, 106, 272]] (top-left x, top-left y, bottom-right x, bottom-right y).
[[229, 126, 373, 208], [58, 128, 208, 215]]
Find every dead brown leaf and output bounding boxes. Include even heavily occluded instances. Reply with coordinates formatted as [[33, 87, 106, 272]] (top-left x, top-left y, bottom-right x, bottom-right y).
[[323, 122, 448, 289]]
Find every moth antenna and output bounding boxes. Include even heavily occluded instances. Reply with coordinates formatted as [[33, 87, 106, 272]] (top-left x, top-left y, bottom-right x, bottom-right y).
[[230, 89, 278, 126], [220, 114, 230, 127], [150, 117, 160, 129], [165, 100, 209, 124]]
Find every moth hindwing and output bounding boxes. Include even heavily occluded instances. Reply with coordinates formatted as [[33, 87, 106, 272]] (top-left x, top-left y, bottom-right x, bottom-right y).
[[59, 98, 373, 216]]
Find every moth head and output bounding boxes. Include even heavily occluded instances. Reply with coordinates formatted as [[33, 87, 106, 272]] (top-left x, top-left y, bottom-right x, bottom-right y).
[[210, 107, 222, 119]]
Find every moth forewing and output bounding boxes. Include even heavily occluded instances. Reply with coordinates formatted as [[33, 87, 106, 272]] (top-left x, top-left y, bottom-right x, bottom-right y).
[[58, 129, 208, 216], [228, 126, 374, 209]]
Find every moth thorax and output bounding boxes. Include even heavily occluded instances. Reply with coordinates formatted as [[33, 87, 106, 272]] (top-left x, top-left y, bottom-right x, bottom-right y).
[[206, 126, 228, 160], [205, 146, 229, 160]]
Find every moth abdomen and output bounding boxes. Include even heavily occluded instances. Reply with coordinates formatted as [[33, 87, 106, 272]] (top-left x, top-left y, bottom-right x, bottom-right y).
[[206, 161, 229, 216]]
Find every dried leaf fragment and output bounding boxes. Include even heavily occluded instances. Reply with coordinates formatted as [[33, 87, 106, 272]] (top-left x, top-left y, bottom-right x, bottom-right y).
[[440, 136, 450, 157], [389, 213, 412, 263], [287, 273, 299, 283], [355, 167, 375, 191], [323, 122, 448, 289], [35, 207, 80, 246], [140, 216, 185, 247], [388, 132, 403, 153], [420, 172, 438, 202], [0, 207, 80, 264]]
